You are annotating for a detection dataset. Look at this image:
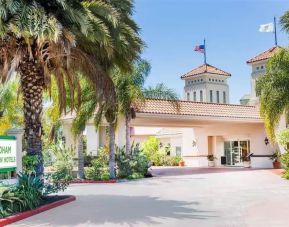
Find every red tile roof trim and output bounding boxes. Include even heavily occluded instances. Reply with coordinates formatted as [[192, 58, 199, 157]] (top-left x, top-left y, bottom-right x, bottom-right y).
[[181, 63, 231, 79], [246, 46, 282, 64], [134, 99, 261, 120]]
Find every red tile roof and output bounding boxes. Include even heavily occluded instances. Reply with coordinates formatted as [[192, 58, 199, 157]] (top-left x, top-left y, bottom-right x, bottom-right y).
[[134, 99, 261, 120], [181, 63, 231, 79], [246, 46, 283, 64]]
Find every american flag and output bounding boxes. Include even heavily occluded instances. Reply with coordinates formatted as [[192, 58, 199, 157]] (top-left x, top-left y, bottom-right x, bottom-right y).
[[194, 45, 205, 53]]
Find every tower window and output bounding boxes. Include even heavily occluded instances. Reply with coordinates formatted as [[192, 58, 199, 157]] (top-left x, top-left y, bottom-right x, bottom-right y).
[[223, 91, 226, 104], [193, 91, 197, 102], [200, 90, 203, 102], [210, 90, 213, 103], [216, 91, 220, 103], [187, 92, 190, 101]]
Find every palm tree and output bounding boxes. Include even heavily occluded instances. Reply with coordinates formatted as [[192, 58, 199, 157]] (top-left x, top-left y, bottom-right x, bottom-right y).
[[0, 1, 143, 177], [73, 62, 179, 177], [256, 48, 289, 142], [255, 13, 289, 143], [112, 59, 151, 153]]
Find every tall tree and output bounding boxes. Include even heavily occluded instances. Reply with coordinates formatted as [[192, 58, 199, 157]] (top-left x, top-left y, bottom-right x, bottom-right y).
[[112, 59, 151, 153], [256, 48, 289, 142], [255, 13, 289, 143], [0, 0, 143, 177]]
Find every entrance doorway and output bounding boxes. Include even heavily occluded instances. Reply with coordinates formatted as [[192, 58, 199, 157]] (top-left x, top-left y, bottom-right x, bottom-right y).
[[224, 140, 250, 166]]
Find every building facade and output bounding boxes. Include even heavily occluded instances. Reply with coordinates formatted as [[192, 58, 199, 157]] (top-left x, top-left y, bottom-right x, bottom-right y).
[[62, 46, 285, 169]]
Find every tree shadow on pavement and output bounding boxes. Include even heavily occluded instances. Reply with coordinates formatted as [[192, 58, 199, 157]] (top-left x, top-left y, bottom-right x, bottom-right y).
[[13, 195, 216, 226]]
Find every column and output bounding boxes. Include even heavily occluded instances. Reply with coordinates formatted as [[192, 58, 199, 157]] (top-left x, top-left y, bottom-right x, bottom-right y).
[[7, 128, 24, 174], [86, 125, 100, 155], [115, 115, 126, 149]]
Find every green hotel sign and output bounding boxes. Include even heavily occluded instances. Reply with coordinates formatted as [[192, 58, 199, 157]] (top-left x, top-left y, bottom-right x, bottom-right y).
[[0, 136, 17, 169]]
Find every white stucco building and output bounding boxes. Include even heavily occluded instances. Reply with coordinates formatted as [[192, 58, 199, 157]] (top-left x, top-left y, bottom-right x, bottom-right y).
[[62, 46, 285, 169]]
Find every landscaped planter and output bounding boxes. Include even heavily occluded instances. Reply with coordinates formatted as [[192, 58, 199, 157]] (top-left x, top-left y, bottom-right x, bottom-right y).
[[208, 161, 215, 167], [0, 195, 76, 226], [273, 161, 282, 169], [179, 160, 185, 167], [243, 161, 251, 168]]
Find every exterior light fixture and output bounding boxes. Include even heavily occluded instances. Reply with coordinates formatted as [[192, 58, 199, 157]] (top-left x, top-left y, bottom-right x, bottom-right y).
[[264, 137, 269, 146]]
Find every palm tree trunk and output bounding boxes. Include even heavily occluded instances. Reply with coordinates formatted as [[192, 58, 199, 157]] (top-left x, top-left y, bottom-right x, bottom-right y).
[[19, 56, 44, 178], [108, 122, 116, 179], [125, 114, 130, 154], [77, 135, 84, 179]]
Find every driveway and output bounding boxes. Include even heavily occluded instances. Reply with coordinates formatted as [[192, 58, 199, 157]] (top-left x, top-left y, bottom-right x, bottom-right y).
[[8, 168, 289, 227]]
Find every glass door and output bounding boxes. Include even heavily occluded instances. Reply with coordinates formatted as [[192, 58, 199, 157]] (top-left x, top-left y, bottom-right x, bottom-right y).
[[224, 140, 250, 166]]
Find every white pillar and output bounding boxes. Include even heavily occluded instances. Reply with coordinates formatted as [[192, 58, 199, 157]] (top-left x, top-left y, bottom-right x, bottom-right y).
[[62, 122, 75, 150], [86, 125, 100, 155], [115, 115, 126, 149], [7, 128, 24, 174]]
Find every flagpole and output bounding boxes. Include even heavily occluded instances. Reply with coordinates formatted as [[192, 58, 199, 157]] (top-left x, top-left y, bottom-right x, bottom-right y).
[[204, 39, 207, 64], [274, 16, 278, 46]]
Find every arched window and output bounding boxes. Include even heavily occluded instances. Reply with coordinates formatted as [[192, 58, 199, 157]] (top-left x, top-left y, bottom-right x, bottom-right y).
[[187, 92, 190, 101], [193, 91, 197, 102], [200, 90, 203, 102], [216, 91, 220, 103], [210, 90, 213, 102]]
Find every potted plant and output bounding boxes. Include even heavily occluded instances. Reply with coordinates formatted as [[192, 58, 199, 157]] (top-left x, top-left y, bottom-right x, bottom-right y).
[[207, 155, 216, 167], [179, 159, 185, 167], [242, 155, 251, 168], [270, 150, 282, 169]]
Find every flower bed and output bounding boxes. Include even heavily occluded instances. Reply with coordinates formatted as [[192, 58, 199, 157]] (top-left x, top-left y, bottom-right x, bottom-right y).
[[0, 195, 75, 226]]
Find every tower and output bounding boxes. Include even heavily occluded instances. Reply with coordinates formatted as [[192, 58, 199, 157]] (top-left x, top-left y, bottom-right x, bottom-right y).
[[244, 46, 282, 105], [181, 63, 231, 104]]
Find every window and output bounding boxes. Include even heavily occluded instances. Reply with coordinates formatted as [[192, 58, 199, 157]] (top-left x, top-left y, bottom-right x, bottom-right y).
[[193, 91, 197, 102], [256, 66, 259, 70], [216, 91, 220, 103], [210, 90, 213, 102], [187, 92, 190, 101], [201, 79, 203, 82], [209, 78, 211, 81], [200, 90, 203, 102], [223, 91, 226, 104], [175, 147, 182, 157], [261, 65, 264, 69]]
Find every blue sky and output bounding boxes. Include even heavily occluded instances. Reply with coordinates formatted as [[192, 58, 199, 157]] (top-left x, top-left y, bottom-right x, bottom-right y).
[[133, 0, 289, 104]]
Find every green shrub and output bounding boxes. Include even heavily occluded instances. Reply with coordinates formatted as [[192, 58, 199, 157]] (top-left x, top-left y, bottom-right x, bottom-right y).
[[0, 187, 24, 218], [83, 148, 109, 180], [115, 145, 149, 179], [141, 137, 182, 166], [13, 173, 43, 210], [43, 171, 72, 195], [22, 155, 39, 174], [46, 144, 74, 178]]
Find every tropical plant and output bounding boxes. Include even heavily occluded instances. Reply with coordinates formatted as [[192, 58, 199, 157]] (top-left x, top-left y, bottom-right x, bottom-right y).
[[22, 154, 39, 175], [207, 155, 217, 161], [115, 145, 149, 179], [255, 13, 289, 143], [83, 148, 109, 180], [0, 187, 24, 218], [46, 144, 75, 178], [0, 79, 23, 134], [143, 83, 180, 102], [13, 173, 43, 210], [112, 59, 151, 154], [0, 0, 143, 178]]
